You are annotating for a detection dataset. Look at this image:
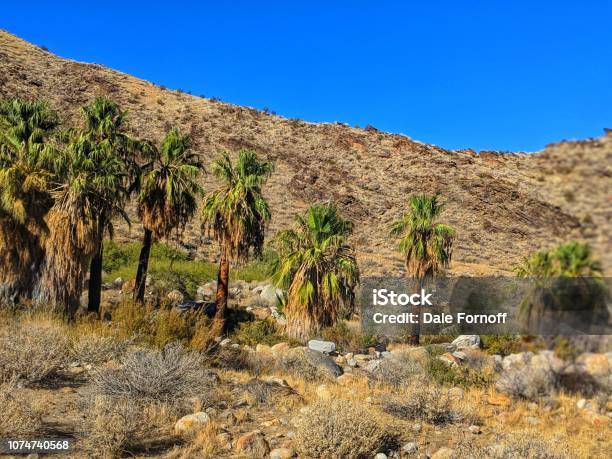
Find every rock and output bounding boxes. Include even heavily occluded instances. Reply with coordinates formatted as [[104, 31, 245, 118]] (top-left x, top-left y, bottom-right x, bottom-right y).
[[308, 339, 336, 354], [502, 352, 534, 371], [437, 352, 461, 366], [220, 338, 232, 346], [260, 285, 283, 306], [576, 353, 611, 390], [412, 423, 422, 432], [446, 335, 480, 352], [335, 355, 347, 365], [196, 285, 214, 299], [269, 447, 294, 459], [174, 412, 210, 434], [166, 289, 185, 304], [253, 285, 265, 294], [448, 387, 464, 400], [451, 351, 467, 361], [374, 454, 388, 459], [402, 442, 418, 454], [256, 343, 272, 353], [431, 447, 456, 459], [576, 398, 587, 409], [252, 307, 272, 320], [468, 425, 481, 434], [235, 431, 270, 457], [336, 373, 355, 386], [316, 384, 333, 399]]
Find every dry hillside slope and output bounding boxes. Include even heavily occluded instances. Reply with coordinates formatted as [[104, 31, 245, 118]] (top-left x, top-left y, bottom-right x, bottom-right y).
[[1, 30, 610, 276]]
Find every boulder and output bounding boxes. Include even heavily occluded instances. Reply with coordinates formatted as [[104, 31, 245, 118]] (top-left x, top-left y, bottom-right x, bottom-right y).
[[402, 442, 418, 454], [446, 335, 480, 352], [166, 289, 185, 304], [174, 412, 210, 434], [260, 284, 283, 306], [235, 431, 270, 457], [307, 339, 336, 354], [112, 277, 124, 289], [270, 448, 295, 459], [271, 342, 290, 354]]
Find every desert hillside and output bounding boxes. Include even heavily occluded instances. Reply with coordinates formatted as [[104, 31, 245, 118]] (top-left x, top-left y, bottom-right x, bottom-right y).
[[1, 30, 610, 275]]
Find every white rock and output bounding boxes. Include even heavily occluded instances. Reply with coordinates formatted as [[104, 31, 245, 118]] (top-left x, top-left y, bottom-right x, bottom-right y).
[[308, 339, 336, 354], [112, 277, 123, 289], [174, 412, 210, 434], [260, 284, 283, 305], [374, 454, 388, 459], [447, 335, 480, 351], [402, 442, 418, 454]]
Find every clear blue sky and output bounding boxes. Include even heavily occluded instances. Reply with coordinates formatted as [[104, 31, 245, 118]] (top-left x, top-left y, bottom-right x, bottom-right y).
[[3, 1, 611, 151]]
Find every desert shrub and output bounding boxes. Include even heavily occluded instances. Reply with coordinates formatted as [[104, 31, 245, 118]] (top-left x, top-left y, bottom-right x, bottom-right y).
[[427, 358, 494, 388], [366, 356, 425, 387], [381, 386, 461, 425], [232, 319, 286, 346], [495, 365, 557, 400], [240, 378, 300, 406], [295, 400, 390, 458], [320, 320, 377, 352], [481, 335, 524, 356], [83, 394, 174, 458], [206, 345, 275, 375], [457, 432, 569, 458], [0, 380, 42, 436], [70, 334, 131, 365], [0, 322, 69, 384], [91, 343, 215, 405], [276, 348, 340, 381], [111, 300, 210, 348]]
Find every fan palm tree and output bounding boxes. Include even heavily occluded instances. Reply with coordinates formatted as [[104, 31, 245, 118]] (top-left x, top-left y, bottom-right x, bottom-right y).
[[79, 97, 146, 314], [514, 241, 606, 333], [202, 150, 273, 334], [0, 99, 58, 302], [37, 134, 128, 316], [133, 129, 204, 302], [390, 194, 455, 345], [272, 203, 360, 341]]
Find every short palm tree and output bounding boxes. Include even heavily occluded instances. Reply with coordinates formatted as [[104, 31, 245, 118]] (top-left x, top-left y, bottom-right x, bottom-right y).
[[273, 203, 360, 342], [515, 241, 602, 279], [0, 99, 58, 301], [79, 97, 145, 314], [390, 194, 455, 345], [134, 129, 204, 302], [37, 134, 128, 316], [202, 150, 273, 334]]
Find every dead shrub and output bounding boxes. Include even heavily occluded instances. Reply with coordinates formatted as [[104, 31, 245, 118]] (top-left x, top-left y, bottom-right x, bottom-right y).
[[240, 378, 301, 406], [457, 432, 569, 458], [91, 343, 216, 406], [0, 322, 69, 384], [380, 386, 462, 425], [276, 348, 341, 381], [0, 380, 42, 437], [83, 394, 174, 458], [366, 356, 425, 387], [295, 399, 390, 458]]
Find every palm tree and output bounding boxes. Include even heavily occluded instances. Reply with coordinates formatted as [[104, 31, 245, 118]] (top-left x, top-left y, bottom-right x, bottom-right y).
[[0, 99, 58, 302], [37, 134, 128, 316], [201, 150, 273, 334], [79, 97, 145, 314], [514, 241, 606, 332], [390, 194, 455, 345], [272, 203, 359, 342], [133, 129, 204, 302]]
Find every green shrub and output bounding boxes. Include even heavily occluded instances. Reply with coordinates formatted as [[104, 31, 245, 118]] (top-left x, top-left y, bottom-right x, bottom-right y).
[[232, 319, 287, 346], [427, 358, 493, 388], [481, 334, 523, 356], [320, 321, 377, 352]]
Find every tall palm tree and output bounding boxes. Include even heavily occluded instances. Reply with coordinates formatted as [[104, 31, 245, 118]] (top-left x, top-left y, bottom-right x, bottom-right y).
[[79, 97, 145, 314], [133, 129, 204, 302], [390, 194, 455, 345], [272, 203, 359, 341], [37, 134, 128, 316], [202, 150, 273, 334], [0, 99, 58, 302]]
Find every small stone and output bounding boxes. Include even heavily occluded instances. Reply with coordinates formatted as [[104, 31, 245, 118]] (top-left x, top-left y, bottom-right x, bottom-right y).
[[269, 447, 295, 459], [112, 277, 123, 289], [576, 398, 587, 409], [220, 338, 232, 346], [468, 425, 481, 434], [412, 423, 422, 432], [431, 447, 456, 459], [402, 442, 418, 454], [307, 339, 336, 354], [174, 412, 210, 434], [447, 335, 480, 351], [374, 453, 388, 459]]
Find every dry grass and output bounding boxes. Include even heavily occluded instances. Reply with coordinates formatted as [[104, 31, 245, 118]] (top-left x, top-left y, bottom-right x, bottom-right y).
[[70, 334, 131, 365], [0, 320, 69, 384], [0, 380, 43, 437], [294, 399, 393, 458], [457, 431, 570, 458]]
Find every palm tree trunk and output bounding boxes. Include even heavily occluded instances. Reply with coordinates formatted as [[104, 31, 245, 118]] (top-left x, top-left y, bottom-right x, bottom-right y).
[[87, 215, 105, 315], [409, 279, 422, 345], [212, 249, 229, 336], [134, 228, 153, 303]]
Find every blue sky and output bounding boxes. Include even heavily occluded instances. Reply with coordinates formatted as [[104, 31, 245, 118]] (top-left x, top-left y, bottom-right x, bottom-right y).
[[3, 1, 611, 151]]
